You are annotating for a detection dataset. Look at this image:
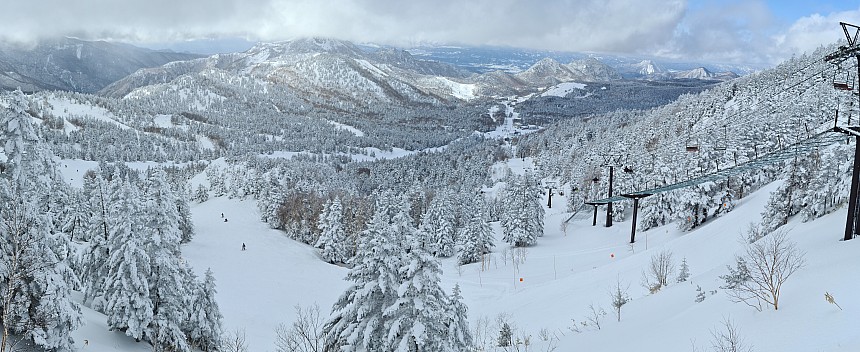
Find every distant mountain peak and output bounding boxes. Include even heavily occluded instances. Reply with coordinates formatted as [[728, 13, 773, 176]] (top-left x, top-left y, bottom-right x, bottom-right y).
[[635, 60, 663, 75]]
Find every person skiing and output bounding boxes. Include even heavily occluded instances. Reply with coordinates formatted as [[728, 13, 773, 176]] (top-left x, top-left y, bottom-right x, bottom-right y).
[[242, 243, 246, 251]]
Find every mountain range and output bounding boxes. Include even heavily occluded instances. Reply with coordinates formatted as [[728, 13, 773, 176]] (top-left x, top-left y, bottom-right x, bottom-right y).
[[0, 38, 201, 93]]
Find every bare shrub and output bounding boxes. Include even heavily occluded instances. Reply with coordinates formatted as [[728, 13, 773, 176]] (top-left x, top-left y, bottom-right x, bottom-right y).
[[220, 328, 249, 352], [642, 249, 675, 293], [710, 318, 752, 352], [585, 304, 606, 330], [720, 230, 804, 311], [274, 304, 326, 352], [472, 315, 493, 351]]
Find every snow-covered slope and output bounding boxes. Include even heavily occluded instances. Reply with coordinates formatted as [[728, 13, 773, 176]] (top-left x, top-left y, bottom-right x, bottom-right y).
[[151, 165, 858, 351], [100, 38, 475, 106], [0, 37, 201, 93], [182, 197, 349, 351]]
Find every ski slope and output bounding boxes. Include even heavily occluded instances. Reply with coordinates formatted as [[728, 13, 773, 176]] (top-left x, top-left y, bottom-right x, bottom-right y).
[[73, 158, 860, 351]]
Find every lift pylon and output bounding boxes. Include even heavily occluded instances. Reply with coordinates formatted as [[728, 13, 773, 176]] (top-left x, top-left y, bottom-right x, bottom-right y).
[[827, 22, 860, 241]]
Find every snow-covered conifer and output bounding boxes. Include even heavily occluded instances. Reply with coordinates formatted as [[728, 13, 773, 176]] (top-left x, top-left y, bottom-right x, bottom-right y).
[[419, 192, 457, 257], [315, 197, 350, 264], [324, 194, 409, 351], [457, 194, 494, 265], [677, 257, 690, 283], [501, 172, 544, 247], [103, 182, 153, 341], [188, 268, 223, 351], [382, 237, 449, 351], [446, 284, 474, 350]]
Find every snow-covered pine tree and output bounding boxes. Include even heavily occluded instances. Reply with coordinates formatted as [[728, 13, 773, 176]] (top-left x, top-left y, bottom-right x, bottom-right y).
[[148, 255, 191, 352], [323, 193, 409, 351], [801, 144, 852, 221], [139, 168, 191, 351], [419, 192, 457, 257], [638, 193, 672, 231], [0, 90, 36, 182], [672, 182, 718, 231], [446, 284, 474, 350], [677, 257, 690, 283], [0, 178, 84, 351], [315, 197, 350, 264], [104, 180, 154, 341], [0, 92, 83, 351], [187, 268, 223, 351], [762, 155, 817, 232], [382, 236, 450, 351], [80, 171, 113, 308], [176, 192, 195, 244], [501, 172, 544, 247], [457, 194, 494, 265]]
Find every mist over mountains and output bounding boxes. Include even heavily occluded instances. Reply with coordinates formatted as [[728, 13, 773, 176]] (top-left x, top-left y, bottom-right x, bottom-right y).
[[0, 37, 201, 93], [0, 37, 751, 98]]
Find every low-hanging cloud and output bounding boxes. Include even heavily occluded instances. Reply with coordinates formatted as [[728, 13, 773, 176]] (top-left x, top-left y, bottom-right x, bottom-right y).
[[1, 0, 686, 52], [1, 0, 858, 65]]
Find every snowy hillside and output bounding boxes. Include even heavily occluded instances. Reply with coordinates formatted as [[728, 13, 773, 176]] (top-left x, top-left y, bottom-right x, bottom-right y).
[[164, 160, 859, 351], [1, 22, 858, 352]]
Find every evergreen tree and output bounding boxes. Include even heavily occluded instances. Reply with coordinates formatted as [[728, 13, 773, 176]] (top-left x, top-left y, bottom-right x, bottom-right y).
[[761, 156, 815, 232], [382, 237, 449, 351], [419, 192, 457, 257], [80, 172, 113, 309], [0, 92, 83, 351], [176, 194, 195, 244], [141, 169, 191, 351], [323, 194, 409, 351], [315, 197, 350, 264], [148, 256, 191, 352], [501, 172, 544, 247], [187, 269, 223, 351], [457, 195, 494, 265], [497, 322, 512, 347], [104, 182, 153, 342], [446, 284, 474, 350], [801, 145, 851, 221], [677, 257, 690, 283]]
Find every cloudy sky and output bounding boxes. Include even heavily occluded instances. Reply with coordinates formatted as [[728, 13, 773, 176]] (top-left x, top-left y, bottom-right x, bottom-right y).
[[2, 0, 859, 65]]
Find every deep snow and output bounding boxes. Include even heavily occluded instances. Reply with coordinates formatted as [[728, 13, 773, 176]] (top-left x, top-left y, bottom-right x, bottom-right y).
[[61, 128, 860, 352]]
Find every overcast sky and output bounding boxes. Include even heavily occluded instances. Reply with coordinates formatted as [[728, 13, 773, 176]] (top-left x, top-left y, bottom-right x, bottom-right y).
[[2, 0, 859, 65]]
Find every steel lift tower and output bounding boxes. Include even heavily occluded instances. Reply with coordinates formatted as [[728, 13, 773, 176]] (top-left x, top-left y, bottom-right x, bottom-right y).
[[826, 22, 860, 241]]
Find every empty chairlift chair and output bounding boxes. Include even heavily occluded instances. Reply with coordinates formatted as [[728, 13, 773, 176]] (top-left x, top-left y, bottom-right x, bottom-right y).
[[833, 67, 855, 91]]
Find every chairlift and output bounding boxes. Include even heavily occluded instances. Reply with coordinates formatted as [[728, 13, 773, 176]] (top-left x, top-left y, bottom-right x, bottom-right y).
[[833, 66, 855, 91], [685, 142, 699, 153], [685, 123, 699, 152], [623, 166, 634, 173]]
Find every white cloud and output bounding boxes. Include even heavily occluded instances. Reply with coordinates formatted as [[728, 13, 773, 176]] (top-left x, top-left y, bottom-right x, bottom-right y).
[[2, 0, 858, 66], [0, 0, 687, 53], [773, 8, 860, 61]]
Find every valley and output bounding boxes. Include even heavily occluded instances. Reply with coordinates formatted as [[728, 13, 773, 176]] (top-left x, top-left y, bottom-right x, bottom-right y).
[[0, 30, 859, 352]]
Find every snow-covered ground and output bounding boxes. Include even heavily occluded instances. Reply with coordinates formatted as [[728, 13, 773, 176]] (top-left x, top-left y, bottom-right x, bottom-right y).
[[57, 134, 860, 351], [69, 154, 860, 350], [173, 159, 860, 351], [435, 77, 477, 101], [42, 94, 132, 130], [326, 120, 365, 137], [182, 197, 349, 351], [541, 82, 587, 97]]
